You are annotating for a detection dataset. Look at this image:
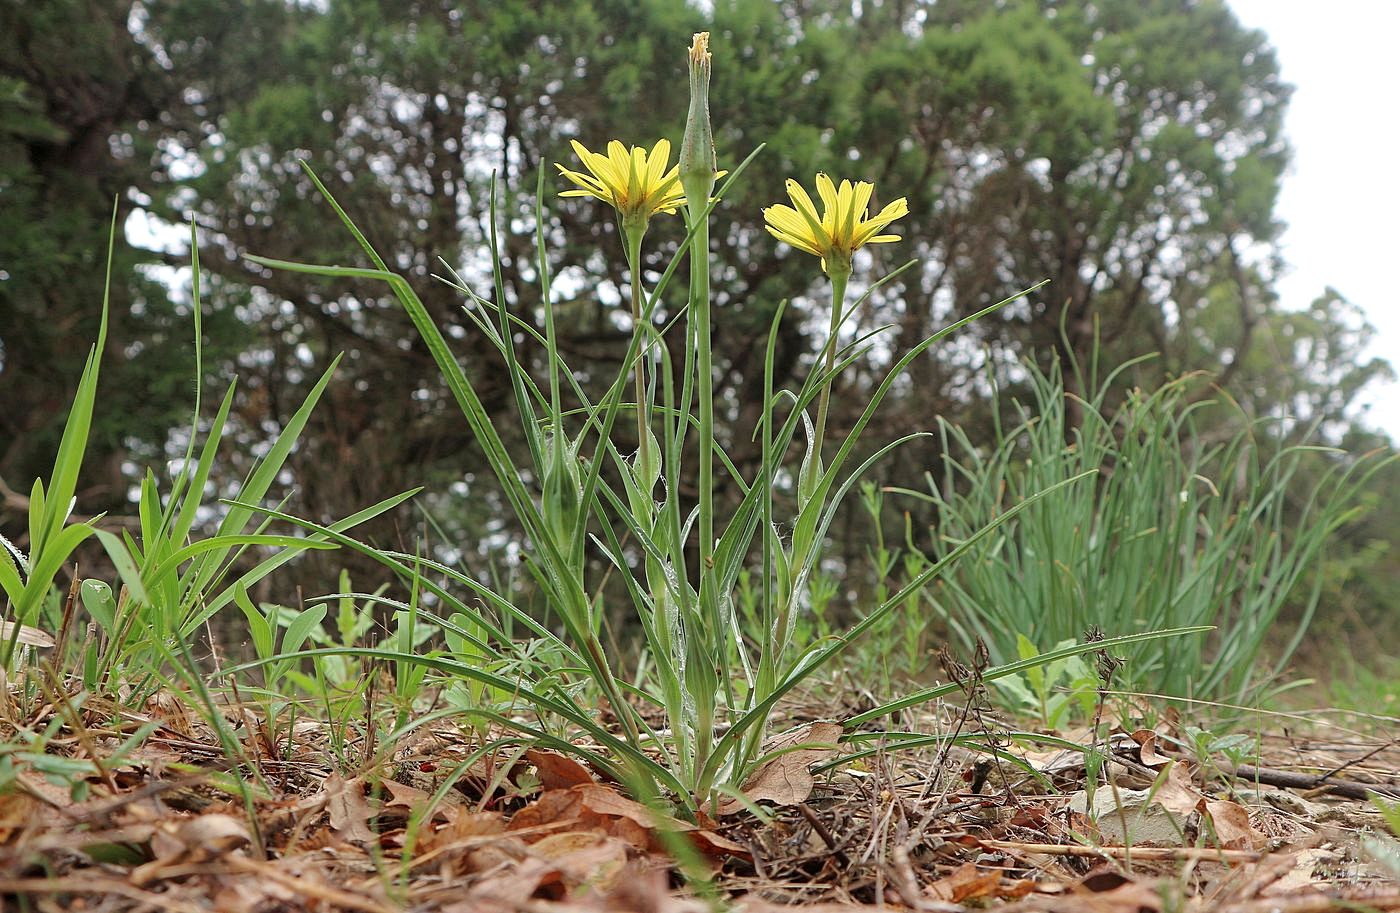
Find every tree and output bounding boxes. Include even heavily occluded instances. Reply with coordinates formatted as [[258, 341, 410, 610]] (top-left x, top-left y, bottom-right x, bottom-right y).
[[0, 0, 252, 530], [2, 0, 1391, 621]]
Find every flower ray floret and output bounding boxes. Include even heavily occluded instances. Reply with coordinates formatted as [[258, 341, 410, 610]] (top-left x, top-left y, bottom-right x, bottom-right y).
[[556, 138, 687, 225], [763, 173, 909, 272]]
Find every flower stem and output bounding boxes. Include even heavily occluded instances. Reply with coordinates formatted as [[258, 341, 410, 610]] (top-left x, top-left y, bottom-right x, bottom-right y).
[[690, 207, 716, 788], [623, 226, 652, 483], [811, 266, 850, 473], [681, 29, 724, 805]]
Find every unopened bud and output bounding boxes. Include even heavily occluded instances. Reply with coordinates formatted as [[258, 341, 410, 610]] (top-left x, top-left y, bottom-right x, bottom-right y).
[[679, 32, 716, 211]]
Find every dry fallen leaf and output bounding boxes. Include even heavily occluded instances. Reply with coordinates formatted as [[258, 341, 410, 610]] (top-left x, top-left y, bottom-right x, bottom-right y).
[[0, 793, 47, 844], [717, 721, 844, 816], [466, 855, 563, 909], [151, 813, 252, 861], [1150, 761, 1205, 818], [419, 808, 507, 855], [1071, 876, 1165, 913], [381, 777, 462, 824], [600, 863, 711, 913], [509, 787, 584, 833], [211, 875, 300, 913], [1260, 847, 1342, 896], [527, 749, 598, 790], [577, 784, 748, 856], [324, 773, 376, 844], [1204, 798, 1264, 851], [926, 862, 1035, 903], [0, 620, 55, 648], [464, 837, 532, 877], [1009, 803, 1057, 831], [530, 831, 629, 892], [133, 812, 253, 885], [506, 783, 748, 859], [1131, 728, 1174, 767]]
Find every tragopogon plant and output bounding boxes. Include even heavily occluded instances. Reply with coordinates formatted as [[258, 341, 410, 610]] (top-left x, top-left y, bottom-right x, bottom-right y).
[[241, 33, 1194, 815]]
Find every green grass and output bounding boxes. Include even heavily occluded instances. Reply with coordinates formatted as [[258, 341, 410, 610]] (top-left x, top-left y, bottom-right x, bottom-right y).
[[889, 355, 1390, 709], [1321, 653, 1400, 717]]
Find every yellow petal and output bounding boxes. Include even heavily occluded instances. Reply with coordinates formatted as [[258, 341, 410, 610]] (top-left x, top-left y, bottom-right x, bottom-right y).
[[873, 197, 909, 222], [815, 173, 838, 215], [766, 173, 905, 265], [784, 179, 827, 245], [836, 180, 858, 245], [605, 142, 632, 190], [851, 182, 874, 224], [764, 205, 828, 257], [785, 179, 820, 222], [583, 145, 625, 193], [648, 138, 671, 188], [814, 177, 834, 235]]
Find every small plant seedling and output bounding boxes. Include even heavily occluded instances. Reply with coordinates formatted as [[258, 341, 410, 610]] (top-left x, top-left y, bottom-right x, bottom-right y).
[[991, 635, 1100, 729]]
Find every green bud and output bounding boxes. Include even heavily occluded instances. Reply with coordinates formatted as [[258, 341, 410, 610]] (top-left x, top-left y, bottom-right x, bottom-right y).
[[541, 432, 582, 542], [679, 32, 716, 212]]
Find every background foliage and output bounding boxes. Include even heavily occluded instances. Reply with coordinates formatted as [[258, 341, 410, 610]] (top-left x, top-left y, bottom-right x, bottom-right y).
[[2, 0, 1395, 658]]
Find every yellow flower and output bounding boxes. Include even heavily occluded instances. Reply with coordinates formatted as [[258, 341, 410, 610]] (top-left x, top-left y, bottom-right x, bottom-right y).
[[763, 173, 909, 273], [556, 139, 686, 230]]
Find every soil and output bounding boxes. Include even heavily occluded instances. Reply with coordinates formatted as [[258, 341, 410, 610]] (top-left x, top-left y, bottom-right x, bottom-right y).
[[1, 686, 1397, 912]]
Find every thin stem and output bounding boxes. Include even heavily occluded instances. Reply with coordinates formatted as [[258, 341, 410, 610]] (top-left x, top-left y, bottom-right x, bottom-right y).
[[694, 227, 714, 575], [690, 208, 716, 788], [623, 226, 652, 483], [811, 267, 851, 473]]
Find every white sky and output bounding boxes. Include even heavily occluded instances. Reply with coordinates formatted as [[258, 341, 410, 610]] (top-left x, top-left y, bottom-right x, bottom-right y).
[[1228, 0, 1400, 438]]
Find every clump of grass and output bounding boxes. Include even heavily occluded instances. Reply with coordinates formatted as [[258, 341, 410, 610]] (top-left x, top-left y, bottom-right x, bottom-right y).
[[0, 207, 119, 675], [900, 354, 1391, 706], [0, 218, 415, 809]]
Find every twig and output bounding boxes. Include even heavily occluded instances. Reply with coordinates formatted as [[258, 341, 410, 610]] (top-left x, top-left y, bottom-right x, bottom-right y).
[[1317, 740, 1397, 782], [74, 770, 220, 825], [1230, 764, 1400, 801], [225, 856, 399, 913], [0, 471, 142, 527], [0, 877, 203, 913], [797, 801, 842, 855], [1216, 893, 1400, 913], [0, 473, 30, 511], [979, 838, 1261, 863], [888, 840, 965, 913]]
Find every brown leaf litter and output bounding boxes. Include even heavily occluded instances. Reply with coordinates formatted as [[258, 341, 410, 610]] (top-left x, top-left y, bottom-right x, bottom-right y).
[[0, 684, 1397, 912]]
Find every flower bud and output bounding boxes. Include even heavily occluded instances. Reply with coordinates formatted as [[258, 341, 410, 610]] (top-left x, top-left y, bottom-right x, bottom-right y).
[[679, 32, 717, 212]]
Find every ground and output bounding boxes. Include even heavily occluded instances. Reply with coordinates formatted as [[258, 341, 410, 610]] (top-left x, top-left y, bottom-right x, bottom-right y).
[[1, 686, 1397, 912]]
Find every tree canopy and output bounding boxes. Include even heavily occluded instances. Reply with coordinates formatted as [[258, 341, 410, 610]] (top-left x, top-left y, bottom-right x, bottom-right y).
[[2, 0, 1392, 631]]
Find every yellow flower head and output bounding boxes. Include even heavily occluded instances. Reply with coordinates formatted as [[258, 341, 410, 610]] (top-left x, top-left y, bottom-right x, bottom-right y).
[[556, 139, 686, 231], [763, 173, 909, 274]]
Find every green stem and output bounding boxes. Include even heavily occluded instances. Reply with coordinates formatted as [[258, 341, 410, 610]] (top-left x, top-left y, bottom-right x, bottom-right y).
[[690, 209, 716, 789], [694, 227, 714, 576], [583, 632, 643, 748], [811, 267, 850, 475], [623, 226, 652, 484]]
